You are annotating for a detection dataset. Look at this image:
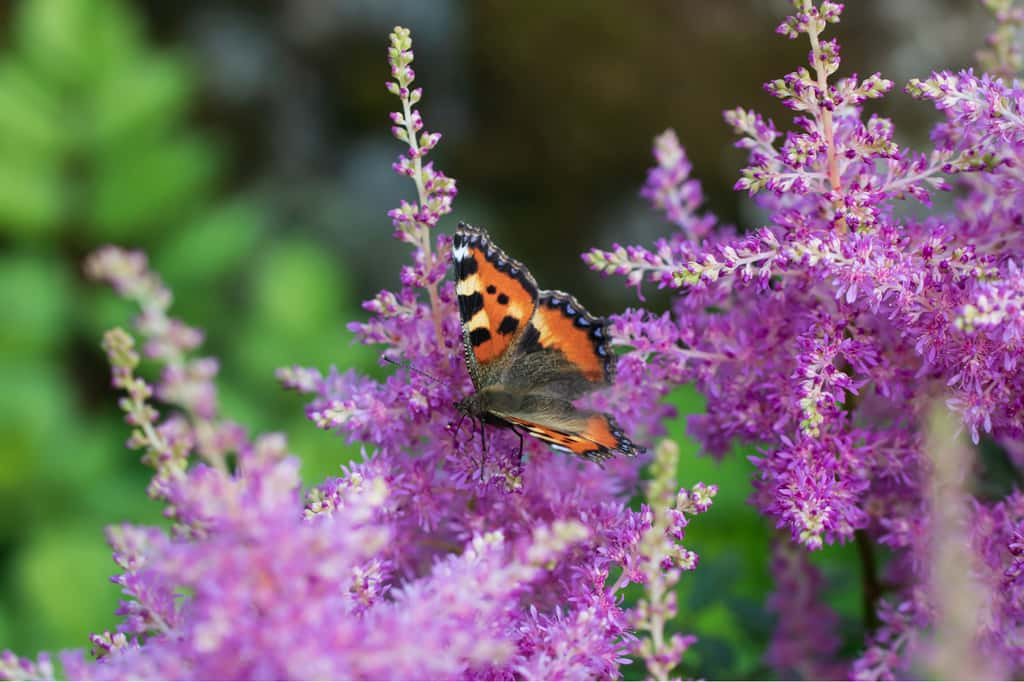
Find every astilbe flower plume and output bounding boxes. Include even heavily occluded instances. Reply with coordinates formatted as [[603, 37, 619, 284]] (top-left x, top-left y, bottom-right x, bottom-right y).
[[1, 26, 713, 682], [586, 0, 1024, 676]]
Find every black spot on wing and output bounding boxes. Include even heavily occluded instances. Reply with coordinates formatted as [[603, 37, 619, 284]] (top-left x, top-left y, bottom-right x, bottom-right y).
[[497, 293, 509, 305], [497, 315, 519, 335], [458, 292, 484, 320], [469, 328, 491, 346], [457, 253, 478, 279], [455, 222, 539, 301], [518, 323, 543, 354]]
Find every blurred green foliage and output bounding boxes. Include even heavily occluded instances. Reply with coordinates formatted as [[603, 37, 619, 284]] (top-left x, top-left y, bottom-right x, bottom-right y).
[[0, 0, 373, 658]]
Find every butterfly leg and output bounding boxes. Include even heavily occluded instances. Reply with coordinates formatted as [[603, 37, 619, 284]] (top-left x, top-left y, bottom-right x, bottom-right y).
[[478, 418, 488, 481], [513, 427, 525, 471], [450, 412, 468, 442]]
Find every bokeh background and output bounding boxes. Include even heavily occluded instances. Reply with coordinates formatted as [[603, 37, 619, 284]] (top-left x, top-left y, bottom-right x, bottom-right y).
[[0, 0, 996, 677]]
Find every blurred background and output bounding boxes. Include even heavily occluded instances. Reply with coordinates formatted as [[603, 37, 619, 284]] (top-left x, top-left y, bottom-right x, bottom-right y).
[[0, 0, 995, 677]]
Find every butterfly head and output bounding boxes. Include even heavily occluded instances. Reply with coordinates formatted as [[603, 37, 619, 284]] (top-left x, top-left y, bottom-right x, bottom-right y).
[[456, 387, 507, 419], [454, 392, 494, 420]]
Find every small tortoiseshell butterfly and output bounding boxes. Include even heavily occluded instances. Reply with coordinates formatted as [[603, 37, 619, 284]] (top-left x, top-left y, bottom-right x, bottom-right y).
[[452, 221, 644, 463]]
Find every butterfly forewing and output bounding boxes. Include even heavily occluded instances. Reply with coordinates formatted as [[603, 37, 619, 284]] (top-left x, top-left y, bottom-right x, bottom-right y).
[[452, 224, 538, 387]]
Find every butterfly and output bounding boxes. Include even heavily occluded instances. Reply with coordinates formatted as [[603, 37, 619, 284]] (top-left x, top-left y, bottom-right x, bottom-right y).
[[451, 221, 644, 464]]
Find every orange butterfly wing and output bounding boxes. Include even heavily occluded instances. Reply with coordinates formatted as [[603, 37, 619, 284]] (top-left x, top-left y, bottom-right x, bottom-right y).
[[453, 223, 537, 376], [504, 413, 641, 460], [531, 291, 614, 385]]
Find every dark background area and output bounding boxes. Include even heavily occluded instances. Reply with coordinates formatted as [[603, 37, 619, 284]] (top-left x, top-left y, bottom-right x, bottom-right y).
[[135, 0, 987, 312], [0, 0, 993, 675]]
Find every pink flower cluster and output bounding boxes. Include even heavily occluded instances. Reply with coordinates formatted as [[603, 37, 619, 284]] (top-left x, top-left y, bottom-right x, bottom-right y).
[[586, 0, 1024, 676], [1, 25, 712, 682]]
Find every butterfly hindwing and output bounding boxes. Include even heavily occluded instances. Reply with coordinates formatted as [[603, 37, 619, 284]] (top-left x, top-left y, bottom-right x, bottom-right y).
[[497, 397, 641, 460], [533, 291, 614, 385], [453, 223, 538, 385]]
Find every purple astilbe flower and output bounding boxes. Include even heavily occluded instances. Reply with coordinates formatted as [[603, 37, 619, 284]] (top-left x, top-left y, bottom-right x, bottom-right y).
[[972, 493, 1024, 669], [977, 0, 1024, 79], [765, 538, 844, 680], [0, 25, 713, 681], [630, 441, 713, 680], [585, 130, 727, 296], [586, 0, 1024, 676], [278, 26, 693, 597], [10, 250, 694, 678], [0, 652, 54, 682], [640, 129, 716, 243], [851, 595, 929, 681], [99, 301, 643, 679]]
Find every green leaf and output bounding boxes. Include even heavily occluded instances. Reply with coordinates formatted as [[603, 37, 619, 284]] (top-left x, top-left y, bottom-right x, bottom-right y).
[[0, 157, 66, 236], [91, 54, 193, 149], [90, 133, 219, 238], [0, 59, 66, 159], [155, 200, 267, 284], [250, 239, 347, 331], [16, 0, 141, 87], [0, 252, 73, 356], [0, 361, 76, 461], [0, 361, 77, 540], [287, 414, 364, 486], [13, 524, 120, 652]]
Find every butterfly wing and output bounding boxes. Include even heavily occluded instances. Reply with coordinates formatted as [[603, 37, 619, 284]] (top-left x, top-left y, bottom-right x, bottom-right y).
[[491, 395, 643, 460], [452, 222, 538, 388], [497, 290, 615, 401], [452, 222, 643, 461]]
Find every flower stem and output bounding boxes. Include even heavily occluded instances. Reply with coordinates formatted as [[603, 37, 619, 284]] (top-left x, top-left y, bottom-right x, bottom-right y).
[[804, 0, 841, 192], [855, 529, 882, 632], [400, 94, 446, 348]]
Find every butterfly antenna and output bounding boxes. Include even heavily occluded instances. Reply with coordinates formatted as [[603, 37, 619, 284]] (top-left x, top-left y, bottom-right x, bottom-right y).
[[384, 356, 443, 385]]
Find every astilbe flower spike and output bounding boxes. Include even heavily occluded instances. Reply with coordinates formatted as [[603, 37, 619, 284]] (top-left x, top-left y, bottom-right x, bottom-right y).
[[586, 0, 1024, 676], [1, 25, 712, 681]]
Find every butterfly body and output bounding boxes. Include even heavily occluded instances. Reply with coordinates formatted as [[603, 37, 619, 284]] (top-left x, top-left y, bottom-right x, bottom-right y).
[[452, 222, 643, 462]]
